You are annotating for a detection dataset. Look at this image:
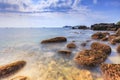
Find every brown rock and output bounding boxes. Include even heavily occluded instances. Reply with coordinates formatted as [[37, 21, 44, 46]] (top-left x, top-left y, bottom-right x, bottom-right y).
[[101, 37, 108, 41], [116, 28, 120, 36], [91, 42, 111, 55], [100, 64, 120, 80], [67, 43, 76, 48], [11, 76, 28, 80], [74, 49, 107, 66], [58, 50, 71, 54], [117, 45, 120, 53], [91, 32, 109, 40], [111, 36, 120, 45], [0, 61, 26, 78], [41, 37, 67, 43]]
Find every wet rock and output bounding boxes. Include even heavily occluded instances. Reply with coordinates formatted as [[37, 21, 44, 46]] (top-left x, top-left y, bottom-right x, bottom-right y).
[[67, 43, 76, 48], [100, 64, 120, 80], [41, 37, 67, 43], [101, 37, 108, 41], [116, 28, 120, 36], [81, 42, 87, 47], [58, 50, 71, 54], [117, 45, 120, 53], [0, 61, 26, 78], [91, 32, 109, 40], [91, 42, 111, 55], [110, 36, 120, 45], [74, 49, 107, 66], [11, 76, 28, 80]]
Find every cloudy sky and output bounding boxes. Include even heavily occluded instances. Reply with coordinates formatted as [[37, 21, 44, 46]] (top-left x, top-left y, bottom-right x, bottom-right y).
[[0, 0, 120, 27]]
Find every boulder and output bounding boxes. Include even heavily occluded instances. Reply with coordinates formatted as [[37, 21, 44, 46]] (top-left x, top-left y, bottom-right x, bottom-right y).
[[74, 49, 107, 66], [110, 36, 120, 45], [58, 50, 71, 54], [117, 45, 120, 53], [100, 64, 120, 80], [116, 28, 120, 36], [41, 37, 67, 43], [101, 37, 108, 41], [108, 34, 118, 45], [91, 42, 111, 55], [91, 32, 109, 40], [67, 43, 76, 48], [11, 76, 28, 80], [0, 61, 26, 78]]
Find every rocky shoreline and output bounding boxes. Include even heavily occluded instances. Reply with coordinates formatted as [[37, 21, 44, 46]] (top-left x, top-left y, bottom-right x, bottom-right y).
[[1, 24, 120, 80]]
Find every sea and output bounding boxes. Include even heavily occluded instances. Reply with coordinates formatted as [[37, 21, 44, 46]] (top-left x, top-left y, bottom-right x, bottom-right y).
[[0, 28, 120, 80]]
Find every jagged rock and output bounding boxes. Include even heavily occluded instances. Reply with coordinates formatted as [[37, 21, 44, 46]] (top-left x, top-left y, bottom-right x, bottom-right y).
[[91, 32, 109, 40], [58, 50, 71, 54], [11, 76, 28, 80], [117, 45, 120, 53], [0, 61, 26, 78], [74, 49, 107, 66], [67, 43, 76, 48], [91, 42, 111, 55], [116, 28, 120, 36], [41, 37, 67, 43], [100, 64, 120, 80]]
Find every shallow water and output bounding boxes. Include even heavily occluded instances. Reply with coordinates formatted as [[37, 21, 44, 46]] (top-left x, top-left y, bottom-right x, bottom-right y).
[[0, 28, 120, 80]]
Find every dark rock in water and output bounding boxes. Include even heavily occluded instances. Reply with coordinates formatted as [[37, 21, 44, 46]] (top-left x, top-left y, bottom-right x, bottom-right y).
[[81, 42, 87, 47], [91, 23, 120, 31], [101, 37, 108, 41], [67, 43, 76, 48], [0, 61, 26, 78], [117, 45, 120, 53], [11, 76, 28, 80], [41, 37, 67, 43], [100, 64, 120, 80], [58, 50, 71, 54], [72, 25, 89, 29], [91, 42, 111, 55], [63, 26, 72, 29], [116, 28, 120, 36], [74, 49, 107, 66], [91, 32, 109, 40]]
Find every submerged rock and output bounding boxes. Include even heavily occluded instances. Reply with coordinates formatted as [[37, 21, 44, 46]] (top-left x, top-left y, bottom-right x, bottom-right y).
[[117, 45, 120, 53], [11, 76, 28, 80], [41, 37, 67, 43], [81, 42, 87, 47], [67, 43, 76, 48], [100, 64, 120, 80], [0, 61, 26, 78], [58, 50, 71, 54], [91, 32, 109, 40], [91, 42, 111, 55], [74, 49, 107, 66]]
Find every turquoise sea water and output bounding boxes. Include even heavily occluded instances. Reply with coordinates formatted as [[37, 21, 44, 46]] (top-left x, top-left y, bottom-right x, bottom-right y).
[[0, 28, 120, 80]]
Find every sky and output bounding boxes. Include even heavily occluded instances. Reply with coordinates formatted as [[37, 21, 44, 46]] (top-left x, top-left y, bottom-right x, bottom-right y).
[[0, 0, 120, 27]]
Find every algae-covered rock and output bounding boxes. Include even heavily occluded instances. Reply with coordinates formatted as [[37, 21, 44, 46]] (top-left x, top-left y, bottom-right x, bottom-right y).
[[91, 42, 111, 55], [100, 64, 120, 80], [0, 61, 26, 78], [41, 37, 67, 43], [67, 43, 76, 48], [74, 49, 107, 66]]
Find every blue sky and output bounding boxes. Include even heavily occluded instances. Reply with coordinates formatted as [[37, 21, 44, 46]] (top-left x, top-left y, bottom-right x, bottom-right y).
[[0, 0, 120, 27]]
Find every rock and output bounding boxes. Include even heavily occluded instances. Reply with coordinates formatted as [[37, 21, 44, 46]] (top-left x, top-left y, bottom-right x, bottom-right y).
[[116, 28, 120, 36], [67, 43, 76, 48], [117, 45, 120, 53], [0, 61, 26, 78], [72, 25, 89, 29], [81, 42, 87, 47], [101, 37, 108, 41], [108, 34, 118, 44], [11, 76, 28, 80], [58, 50, 71, 54], [74, 49, 107, 66], [91, 42, 111, 55], [41, 37, 67, 43], [91, 32, 109, 40], [110, 36, 120, 45], [100, 64, 120, 80]]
